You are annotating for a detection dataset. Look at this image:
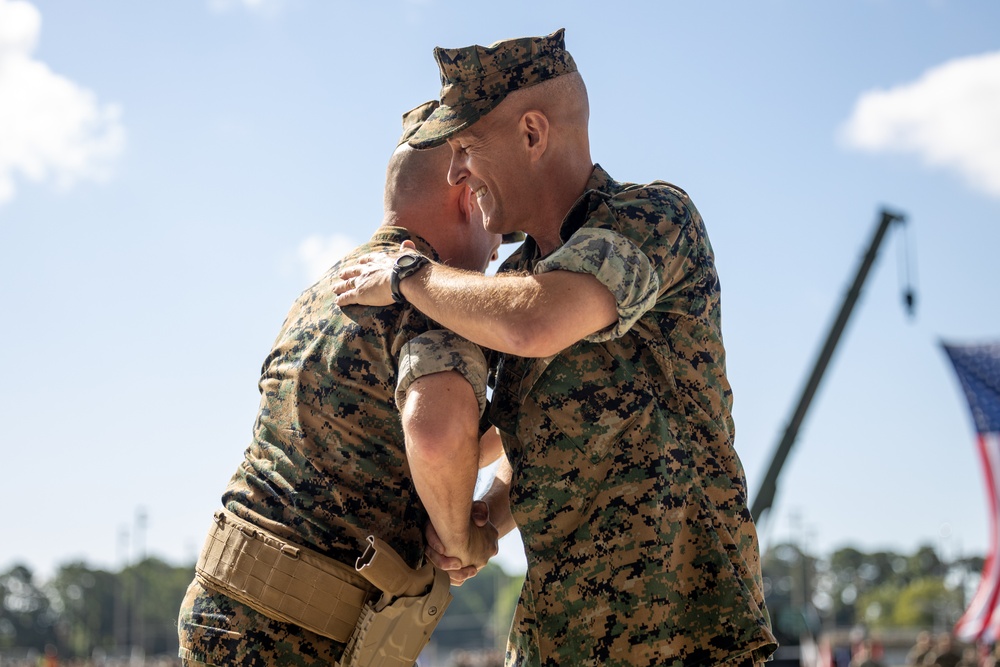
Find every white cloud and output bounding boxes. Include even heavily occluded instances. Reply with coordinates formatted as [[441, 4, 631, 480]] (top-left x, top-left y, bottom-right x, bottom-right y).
[[840, 51, 1000, 199], [297, 233, 358, 284], [0, 0, 124, 206]]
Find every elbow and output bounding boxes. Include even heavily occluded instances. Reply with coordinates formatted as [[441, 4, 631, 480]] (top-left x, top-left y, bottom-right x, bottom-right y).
[[404, 410, 479, 470], [406, 419, 477, 469], [402, 381, 480, 467], [406, 433, 448, 469], [495, 319, 570, 358]]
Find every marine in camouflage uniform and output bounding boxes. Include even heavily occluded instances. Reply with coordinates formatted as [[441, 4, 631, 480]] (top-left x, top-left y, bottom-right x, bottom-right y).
[[485, 167, 773, 666], [177, 102, 501, 666], [335, 29, 778, 667]]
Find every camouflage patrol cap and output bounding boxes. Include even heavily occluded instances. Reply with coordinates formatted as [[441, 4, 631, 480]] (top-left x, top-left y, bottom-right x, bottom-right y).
[[408, 28, 577, 149], [397, 100, 440, 147]]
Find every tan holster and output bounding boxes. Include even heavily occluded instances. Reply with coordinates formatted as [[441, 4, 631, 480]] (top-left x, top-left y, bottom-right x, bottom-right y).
[[341, 535, 453, 667], [194, 509, 452, 667]]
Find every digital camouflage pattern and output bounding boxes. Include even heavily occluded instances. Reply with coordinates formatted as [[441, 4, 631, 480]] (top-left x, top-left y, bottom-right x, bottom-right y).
[[396, 329, 488, 415], [489, 164, 778, 666], [178, 227, 487, 666], [179, 578, 345, 666], [408, 29, 577, 149], [534, 227, 659, 343], [397, 100, 440, 148]]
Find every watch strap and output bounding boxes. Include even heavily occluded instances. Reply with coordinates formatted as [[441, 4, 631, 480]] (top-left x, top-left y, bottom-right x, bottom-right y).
[[391, 254, 430, 304]]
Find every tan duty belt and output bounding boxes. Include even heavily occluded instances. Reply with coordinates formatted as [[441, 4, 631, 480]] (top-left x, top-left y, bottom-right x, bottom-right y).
[[195, 509, 375, 643]]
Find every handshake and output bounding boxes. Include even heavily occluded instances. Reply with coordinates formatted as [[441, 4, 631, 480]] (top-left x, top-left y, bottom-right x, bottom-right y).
[[424, 499, 499, 586]]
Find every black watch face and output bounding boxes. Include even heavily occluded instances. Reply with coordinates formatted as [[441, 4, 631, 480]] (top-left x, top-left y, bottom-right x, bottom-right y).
[[398, 255, 419, 269]]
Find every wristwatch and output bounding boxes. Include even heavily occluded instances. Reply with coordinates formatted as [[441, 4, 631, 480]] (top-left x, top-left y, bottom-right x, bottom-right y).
[[390, 253, 431, 304]]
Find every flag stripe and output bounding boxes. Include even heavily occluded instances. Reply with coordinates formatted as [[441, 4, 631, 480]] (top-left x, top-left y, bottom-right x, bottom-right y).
[[956, 434, 1000, 641], [944, 342, 1000, 643]]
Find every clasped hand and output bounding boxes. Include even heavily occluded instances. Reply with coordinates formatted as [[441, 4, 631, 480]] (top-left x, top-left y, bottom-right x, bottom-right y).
[[425, 500, 498, 586]]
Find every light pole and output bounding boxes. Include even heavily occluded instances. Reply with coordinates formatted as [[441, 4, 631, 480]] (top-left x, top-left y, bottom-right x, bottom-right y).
[[132, 508, 146, 666], [114, 526, 129, 655]]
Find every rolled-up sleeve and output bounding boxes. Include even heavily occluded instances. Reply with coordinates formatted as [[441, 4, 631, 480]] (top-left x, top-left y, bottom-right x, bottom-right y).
[[534, 227, 660, 342], [395, 329, 488, 415]]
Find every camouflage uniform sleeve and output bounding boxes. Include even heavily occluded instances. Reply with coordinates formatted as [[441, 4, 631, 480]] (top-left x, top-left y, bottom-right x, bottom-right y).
[[533, 227, 660, 342], [395, 329, 489, 416]]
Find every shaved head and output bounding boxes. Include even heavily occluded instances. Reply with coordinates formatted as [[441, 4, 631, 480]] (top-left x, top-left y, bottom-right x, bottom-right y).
[[379, 137, 499, 271], [502, 71, 589, 133], [383, 143, 454, 215]]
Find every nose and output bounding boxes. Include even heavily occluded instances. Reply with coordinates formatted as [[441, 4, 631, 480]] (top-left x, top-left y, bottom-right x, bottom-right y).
[[448, 150, 469, 186]]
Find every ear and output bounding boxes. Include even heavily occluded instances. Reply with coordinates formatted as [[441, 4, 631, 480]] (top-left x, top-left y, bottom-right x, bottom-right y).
[[520, 110, 549, 160]]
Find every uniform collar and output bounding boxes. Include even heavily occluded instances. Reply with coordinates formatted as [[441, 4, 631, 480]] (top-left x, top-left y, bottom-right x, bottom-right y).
[[369, 226, 441, 262], [556, 163, 620, 244]]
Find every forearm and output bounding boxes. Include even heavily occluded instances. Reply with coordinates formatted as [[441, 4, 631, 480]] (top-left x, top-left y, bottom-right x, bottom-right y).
[[402, 263, 617, 357], [334, 246, 618, 356], [402, 372, 481, 555], [478, 455, 516, 538], [401, 264, 534, 354], [478, 427, 504, 468]]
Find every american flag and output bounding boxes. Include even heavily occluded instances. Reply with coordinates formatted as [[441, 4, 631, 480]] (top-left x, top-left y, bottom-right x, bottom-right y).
[[943, 341, 1000, 643]]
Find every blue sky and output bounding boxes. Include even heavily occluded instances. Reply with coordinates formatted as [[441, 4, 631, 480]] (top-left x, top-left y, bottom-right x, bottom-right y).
[[2, 0, 999, 580]]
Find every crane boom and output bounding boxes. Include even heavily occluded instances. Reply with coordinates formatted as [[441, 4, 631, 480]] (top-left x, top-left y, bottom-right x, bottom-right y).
[[750, 208, 908, 523]]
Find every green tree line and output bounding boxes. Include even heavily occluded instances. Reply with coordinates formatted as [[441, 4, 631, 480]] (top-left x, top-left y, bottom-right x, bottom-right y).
[[762, 542, 983, 646], [1, 542, 982, 661], [0, 558, 194, 660], [0, 558, 522, 662]]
